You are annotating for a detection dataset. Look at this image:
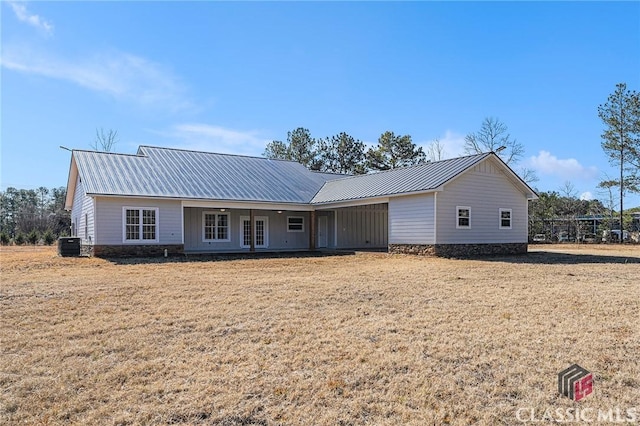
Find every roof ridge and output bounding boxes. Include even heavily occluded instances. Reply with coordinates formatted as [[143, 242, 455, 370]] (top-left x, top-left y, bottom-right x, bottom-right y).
[[73, 149, 143, 158], [323, 151, 491, 183], [138, 145, 304, 164]]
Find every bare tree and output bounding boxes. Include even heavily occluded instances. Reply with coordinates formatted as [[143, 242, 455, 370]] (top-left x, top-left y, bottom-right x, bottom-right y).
[[426, 139, 446, 162], [91, 128, 119, 152], [464, 117, 524, 165], [519, 167, 539, 185], [465, 117, 539, 184]]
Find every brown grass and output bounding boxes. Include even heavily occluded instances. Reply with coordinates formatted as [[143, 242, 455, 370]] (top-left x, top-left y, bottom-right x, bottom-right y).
[[1, 245, 639, 425]]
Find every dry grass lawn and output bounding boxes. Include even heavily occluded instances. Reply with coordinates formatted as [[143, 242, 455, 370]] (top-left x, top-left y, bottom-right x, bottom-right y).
[[1, 245, 639, 425]]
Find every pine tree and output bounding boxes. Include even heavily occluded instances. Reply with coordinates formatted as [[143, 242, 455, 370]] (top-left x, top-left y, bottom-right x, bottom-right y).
[[366, 131, 426, 171], [598, 83, 640, 241]]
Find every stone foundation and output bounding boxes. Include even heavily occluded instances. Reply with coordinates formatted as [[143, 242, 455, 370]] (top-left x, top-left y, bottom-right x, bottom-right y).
[[80, 244, 93, 257], [388, 243, 528, 258], [92, 244, 185, 258]]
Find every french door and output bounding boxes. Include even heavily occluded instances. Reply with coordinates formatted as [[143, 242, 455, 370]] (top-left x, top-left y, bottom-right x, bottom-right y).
[[240, 216, 269, 249]]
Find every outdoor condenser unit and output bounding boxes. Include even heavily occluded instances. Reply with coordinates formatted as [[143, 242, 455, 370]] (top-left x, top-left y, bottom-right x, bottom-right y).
[[58, 237, 81, 257]]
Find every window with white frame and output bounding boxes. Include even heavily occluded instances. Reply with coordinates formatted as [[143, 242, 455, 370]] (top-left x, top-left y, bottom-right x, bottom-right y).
[[456, 206, 471, 229], [287, 216, 304, 232], [123, 207, 158, 242], [499, 208, 512, 229], [203, 212, 230, 241]]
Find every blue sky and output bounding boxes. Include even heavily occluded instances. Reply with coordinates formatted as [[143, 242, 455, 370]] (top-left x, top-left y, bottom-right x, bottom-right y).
[[2, 1, 639, 207]]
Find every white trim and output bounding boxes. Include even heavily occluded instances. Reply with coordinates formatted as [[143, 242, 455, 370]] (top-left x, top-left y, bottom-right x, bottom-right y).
[[441, 154, 538, 200], [202, 211, 231, 242], [92, 197, 97, 244], [499, 208, 512, 229], [182, 199, 314, 211], [180, 201, 185, 244], [313, 196, 390, 209], [240, 215, 269, 248], [122, 206, 159, 243], [456, 206, 471, 229], [64, 157, 78, 210], [254, 216, 269, 248], [433, 192, 438, 243], [287, 216, 305, 232], [240, 216, 250, 248]]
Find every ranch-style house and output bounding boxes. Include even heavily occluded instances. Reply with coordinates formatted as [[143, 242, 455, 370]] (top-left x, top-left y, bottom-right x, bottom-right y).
[[65, 146, 537, 257]]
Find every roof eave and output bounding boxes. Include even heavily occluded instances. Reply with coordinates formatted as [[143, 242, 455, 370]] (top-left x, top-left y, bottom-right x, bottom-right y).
[[64, 154, 78, 211], [311, 186, 444, 207]]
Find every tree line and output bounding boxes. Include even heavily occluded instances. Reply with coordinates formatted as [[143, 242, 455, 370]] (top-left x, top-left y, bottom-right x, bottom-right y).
[[528, 187, 639, 242], [0, 187, 70, 245], [263, 118, 538, 185], [1, 83, 637, 245], [263, 128, 428, 174]]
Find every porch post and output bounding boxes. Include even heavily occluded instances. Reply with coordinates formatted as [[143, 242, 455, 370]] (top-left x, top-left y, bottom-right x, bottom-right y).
[[249, 209, 255, 252], [309, 210, 316, 251]]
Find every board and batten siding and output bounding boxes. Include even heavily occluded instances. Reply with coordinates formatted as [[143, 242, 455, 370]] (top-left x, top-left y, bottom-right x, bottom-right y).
[[436, 158, 528, 244], [71, 175, 95, 245], [335, 204, 388, 249], [183, 208, 312, 252], [94, 197, 183, 245], [388, 193, 435, 245]]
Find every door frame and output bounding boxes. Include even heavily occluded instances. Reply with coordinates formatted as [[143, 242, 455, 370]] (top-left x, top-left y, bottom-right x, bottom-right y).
[[317, 215, 328, 248], [239, 215, 269, 249]]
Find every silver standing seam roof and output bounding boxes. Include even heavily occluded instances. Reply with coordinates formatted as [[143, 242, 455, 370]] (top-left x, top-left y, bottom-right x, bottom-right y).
[[72, 146, 341, 204], [311, 153, 491, 204], [70, 146, 528, 206]]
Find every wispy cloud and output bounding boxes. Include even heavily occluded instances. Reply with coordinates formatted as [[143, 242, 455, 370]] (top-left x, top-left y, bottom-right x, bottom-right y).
[[1, 46, 193, 112], [417, 130, 467, 160], [156, 123, 270, 156], [580, 191, 593, 201], [7, 1, 53, 35], [528, 150, 598, 180]]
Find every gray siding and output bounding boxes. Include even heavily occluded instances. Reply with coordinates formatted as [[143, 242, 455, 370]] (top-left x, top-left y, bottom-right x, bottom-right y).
[[335, 204, 388, 249], [94, 197, 183, 245], [184, 208, 312, 251], [71, 175, 95, 244], [316, 211, 334, 248], [436, 158, 528, 244], [389, 194, 435, 244]]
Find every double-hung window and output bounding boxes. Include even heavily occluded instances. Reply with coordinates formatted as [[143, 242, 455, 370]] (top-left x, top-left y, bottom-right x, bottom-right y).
[[203, 212, 230, 241], [499, 208, 512, 229], [456, 206, 471, 229], [287, 216, 304, 232], [123, 207, 158, 242]]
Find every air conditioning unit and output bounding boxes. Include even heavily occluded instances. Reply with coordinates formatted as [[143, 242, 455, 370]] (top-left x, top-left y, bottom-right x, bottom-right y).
[[58, 237, 81, 257]]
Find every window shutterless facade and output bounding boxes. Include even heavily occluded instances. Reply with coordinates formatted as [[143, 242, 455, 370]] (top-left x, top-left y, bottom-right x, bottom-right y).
[[203, 212, 230, 242], [123, 207, 158, 242], [456, 206, 471, 229], [287, 216, 304, 232], [499, 208, 512, 229]]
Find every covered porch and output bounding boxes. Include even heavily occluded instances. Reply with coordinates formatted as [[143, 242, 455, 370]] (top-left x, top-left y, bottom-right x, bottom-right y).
[[181, 201, 388, 254]]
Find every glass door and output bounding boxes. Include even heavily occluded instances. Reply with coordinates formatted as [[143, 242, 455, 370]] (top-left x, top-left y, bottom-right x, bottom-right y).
[[240, 216, 269, 249]]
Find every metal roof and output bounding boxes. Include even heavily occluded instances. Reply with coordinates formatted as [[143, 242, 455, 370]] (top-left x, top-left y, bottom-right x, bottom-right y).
[[311, 153, 492, 204], [71, 146, 531, 207], [73, 146, 338, 204]]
